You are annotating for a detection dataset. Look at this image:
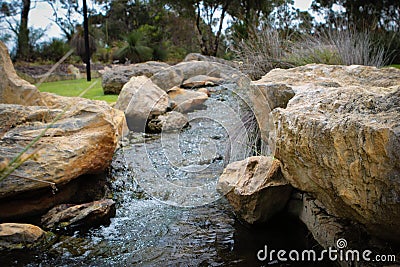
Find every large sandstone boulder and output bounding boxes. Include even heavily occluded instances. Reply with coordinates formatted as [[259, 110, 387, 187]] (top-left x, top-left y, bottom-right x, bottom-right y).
[[102, 61, 170, 94], [0, 42, 43, 106], [41, 199, 116, 232], [0, 41, 127, 219], [115, 76, 169, 131], [253, 64, 400, 243], [0, 96, 126, 219], [217, 156, 292, 224], [0, 223, 45, 250]]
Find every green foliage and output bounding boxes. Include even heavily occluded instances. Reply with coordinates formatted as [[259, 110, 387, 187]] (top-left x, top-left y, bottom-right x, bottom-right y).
[[94, 46, 114, 64], [38, 38, 71, 62], [114, 31, 153, 63], [287, 44, 341, 66], [37, 78, 118, 103]]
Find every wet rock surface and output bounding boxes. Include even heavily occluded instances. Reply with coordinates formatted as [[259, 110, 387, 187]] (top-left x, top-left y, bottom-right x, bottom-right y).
[[41, 199, 116, 232], [0, 223, 45, 250]]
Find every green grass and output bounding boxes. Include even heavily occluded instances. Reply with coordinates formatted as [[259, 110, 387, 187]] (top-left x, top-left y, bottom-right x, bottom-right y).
[[36, 78, 118, 103], [389, 64, 400, 69]]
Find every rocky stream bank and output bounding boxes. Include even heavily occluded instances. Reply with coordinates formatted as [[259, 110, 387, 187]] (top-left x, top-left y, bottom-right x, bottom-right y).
[[0, 40, 399, 266]]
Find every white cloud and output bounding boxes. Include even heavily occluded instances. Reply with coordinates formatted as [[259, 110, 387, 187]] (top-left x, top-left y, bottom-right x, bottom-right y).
[[293, 0, 312, 11]]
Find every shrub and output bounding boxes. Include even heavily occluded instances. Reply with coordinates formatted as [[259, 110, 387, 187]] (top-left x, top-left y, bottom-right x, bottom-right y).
[[39, 39, 72, 62], [113, 31, 153, 63], [231, 25, 294, 80], [233, 22, 390, 80]]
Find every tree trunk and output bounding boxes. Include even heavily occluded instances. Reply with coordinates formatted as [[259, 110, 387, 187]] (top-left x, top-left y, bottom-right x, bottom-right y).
[[195, 3, 209, 56], [16, 0, 31, 61], [212, 2, 229, 57]]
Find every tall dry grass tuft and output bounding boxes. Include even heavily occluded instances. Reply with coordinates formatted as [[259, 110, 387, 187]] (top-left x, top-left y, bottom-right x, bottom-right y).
[[233, 22, 390, 80], [326, 27, 389, 67], [231, 25, 294, 80]]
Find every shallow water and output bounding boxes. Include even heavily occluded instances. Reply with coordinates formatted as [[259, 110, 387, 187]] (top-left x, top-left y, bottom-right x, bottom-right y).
[[0, 85, 330, 266]]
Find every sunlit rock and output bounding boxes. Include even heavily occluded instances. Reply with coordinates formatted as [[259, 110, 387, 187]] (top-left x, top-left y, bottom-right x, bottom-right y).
[[115, 75, 169, 131], [0, 223, 45, 250], [0, 41, 43, 106], [252, 64, 400, 243], [167, 87, 208, 113], [217, 156, 292, 224]]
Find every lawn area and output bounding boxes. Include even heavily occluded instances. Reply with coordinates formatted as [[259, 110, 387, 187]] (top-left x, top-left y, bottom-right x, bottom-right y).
[[36, 78, 118, 103], [389, 64, 400, 69]]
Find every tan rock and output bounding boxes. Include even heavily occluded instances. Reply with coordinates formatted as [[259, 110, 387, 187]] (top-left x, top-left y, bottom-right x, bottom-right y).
[[248, 83, 295, 147], [0, 223, 45, 249], [167, 87, 208, 113], [217, 156, 292, 224], [255, 64, 400, 243], [0, 97, 126, 199], [181, 75, 223, 88], [197, 88, 210, 96], [115, 76, 169, 131], [0, 41, 43, 106]]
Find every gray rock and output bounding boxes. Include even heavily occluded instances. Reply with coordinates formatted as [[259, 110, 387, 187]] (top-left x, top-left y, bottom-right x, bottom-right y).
[[147, 111, 189, 133], [102, 61, 170, 94], [115, 76, 169, 131], [183, 53, 240, 69], [181, 75, 224, 88], [173, 61, 243, 83], [150, 67, 183, 91]]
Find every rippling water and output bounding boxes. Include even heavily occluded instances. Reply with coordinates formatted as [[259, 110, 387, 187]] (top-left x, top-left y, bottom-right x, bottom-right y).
[[0, 84, 329, 266]]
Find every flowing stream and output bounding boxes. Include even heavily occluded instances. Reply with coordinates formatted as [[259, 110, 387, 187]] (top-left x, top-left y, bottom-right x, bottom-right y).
[[1, 84, 328, 266]]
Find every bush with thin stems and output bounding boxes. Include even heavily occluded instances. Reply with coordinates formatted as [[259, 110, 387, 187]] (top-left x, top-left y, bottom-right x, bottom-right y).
[[232, 22, 390, 80]]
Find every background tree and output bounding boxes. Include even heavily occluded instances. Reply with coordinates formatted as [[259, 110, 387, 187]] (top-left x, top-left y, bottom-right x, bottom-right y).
[[0, 0, 79, 61], [71, 26, 97, 63], [311, 0, 400, 63]]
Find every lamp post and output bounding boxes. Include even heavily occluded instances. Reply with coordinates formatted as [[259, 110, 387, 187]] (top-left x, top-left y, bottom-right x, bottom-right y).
[[82, 0, 91, 81]]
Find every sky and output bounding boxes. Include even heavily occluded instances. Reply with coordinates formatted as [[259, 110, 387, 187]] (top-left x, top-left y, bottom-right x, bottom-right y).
[[4, 0, 313, 51], [28, 0, 313, 39]]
